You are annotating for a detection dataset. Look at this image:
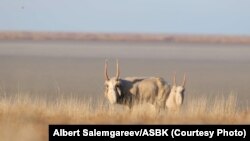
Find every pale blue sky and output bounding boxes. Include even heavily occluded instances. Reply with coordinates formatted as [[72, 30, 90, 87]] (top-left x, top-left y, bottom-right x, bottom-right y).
[[0, 0, 250, 35]]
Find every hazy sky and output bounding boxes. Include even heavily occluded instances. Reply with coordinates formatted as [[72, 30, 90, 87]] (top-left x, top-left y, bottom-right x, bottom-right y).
[[0, 0, 250, 35]]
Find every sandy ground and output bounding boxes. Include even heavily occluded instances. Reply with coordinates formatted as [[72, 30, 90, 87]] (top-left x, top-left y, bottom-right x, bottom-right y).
[[0, 40, 249, 106]]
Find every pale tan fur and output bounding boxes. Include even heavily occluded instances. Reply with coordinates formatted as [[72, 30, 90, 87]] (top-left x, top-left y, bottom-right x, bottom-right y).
[[165, 75, 186, 110], [104, 60, 185, 111]]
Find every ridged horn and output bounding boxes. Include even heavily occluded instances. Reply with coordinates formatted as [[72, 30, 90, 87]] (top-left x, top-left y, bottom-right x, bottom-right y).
[[173, 72, 176, 86], [116, 59, 120, 80], [105, 60, 109, 81], [182, 74, 186, 87]]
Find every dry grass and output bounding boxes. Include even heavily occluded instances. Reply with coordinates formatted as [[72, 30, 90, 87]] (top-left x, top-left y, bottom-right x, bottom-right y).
[[0, 93, 250, 141]]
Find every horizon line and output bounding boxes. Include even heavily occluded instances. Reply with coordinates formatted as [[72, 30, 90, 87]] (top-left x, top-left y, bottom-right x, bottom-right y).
[[1, 30, 250, 44]]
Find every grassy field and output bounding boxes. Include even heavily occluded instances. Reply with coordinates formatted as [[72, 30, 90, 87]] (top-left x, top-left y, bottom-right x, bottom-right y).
[[0, 93, 249, 141]]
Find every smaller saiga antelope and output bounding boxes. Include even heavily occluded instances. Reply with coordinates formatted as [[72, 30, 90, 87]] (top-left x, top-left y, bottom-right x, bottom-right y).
[[166, 73, 186, 110]]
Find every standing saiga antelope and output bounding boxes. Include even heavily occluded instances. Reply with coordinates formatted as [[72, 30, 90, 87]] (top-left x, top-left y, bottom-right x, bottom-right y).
[[103, 60, 186, 110], [166, 73, 186, 110]]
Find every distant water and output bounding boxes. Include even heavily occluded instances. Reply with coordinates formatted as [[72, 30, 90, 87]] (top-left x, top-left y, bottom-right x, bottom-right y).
[[0, 40, 249, 106]]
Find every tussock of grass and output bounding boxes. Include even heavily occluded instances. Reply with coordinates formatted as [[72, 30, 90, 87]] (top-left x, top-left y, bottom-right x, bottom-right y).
[[0, 93, 249, 141]]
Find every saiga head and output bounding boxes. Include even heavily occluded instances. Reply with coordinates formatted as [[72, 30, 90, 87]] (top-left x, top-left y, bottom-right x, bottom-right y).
[[104, 60, 122, 104], [169, 73, 186, 107]]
